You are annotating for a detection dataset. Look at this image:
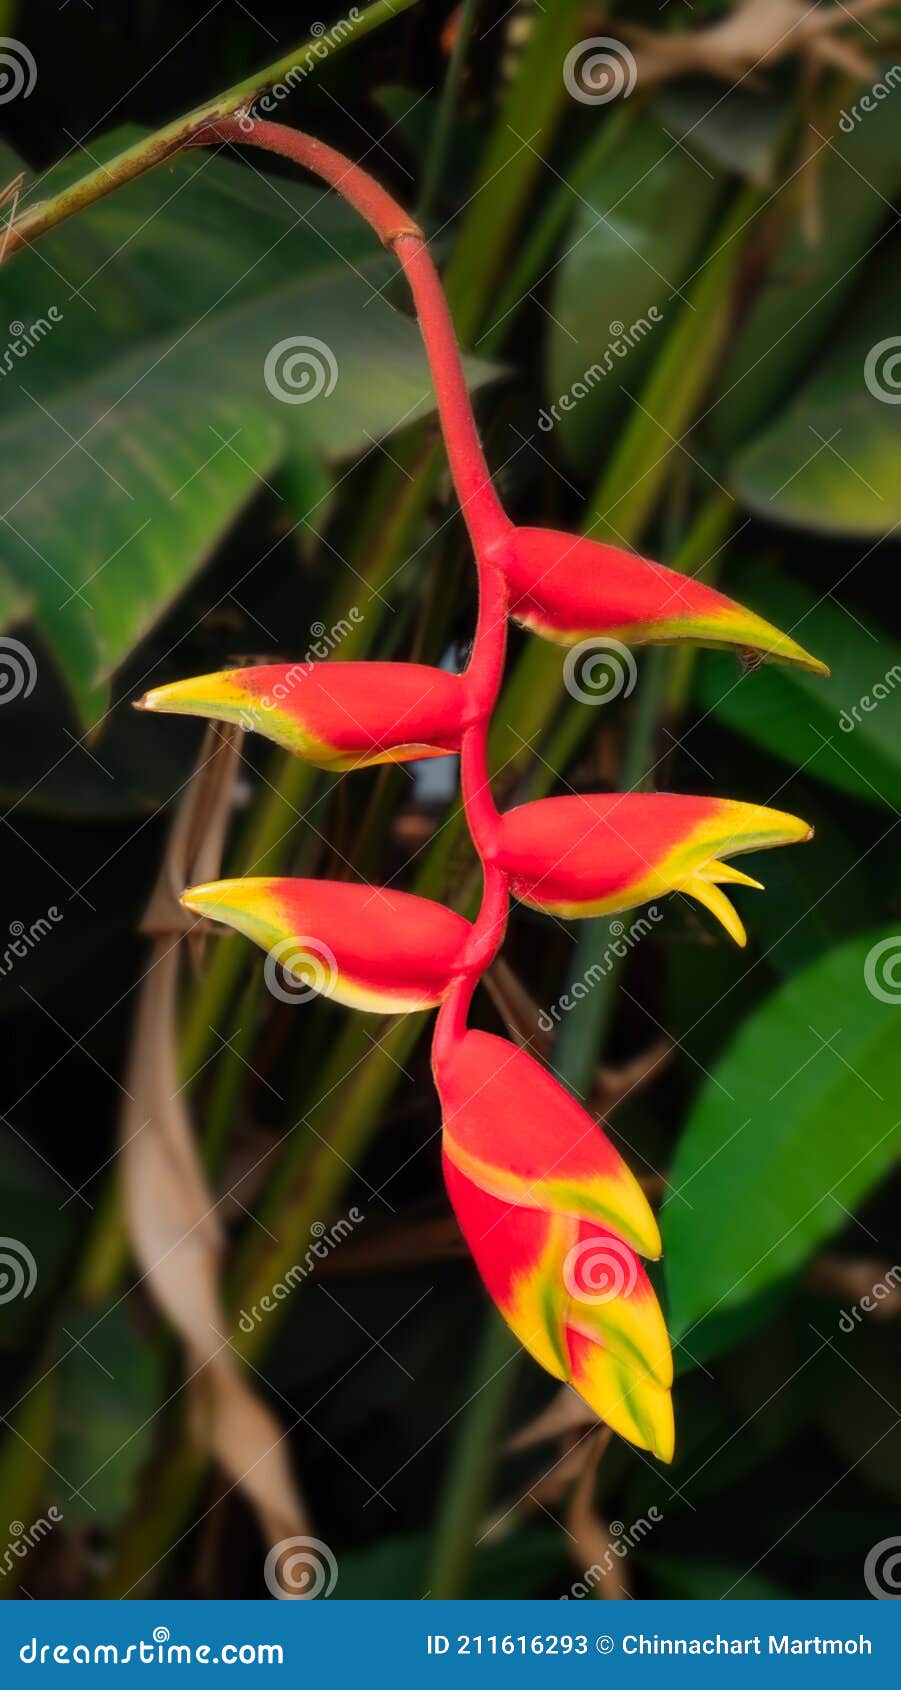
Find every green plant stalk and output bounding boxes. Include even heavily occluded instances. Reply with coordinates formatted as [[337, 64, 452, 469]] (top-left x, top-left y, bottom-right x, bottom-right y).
[[0, 1376, 55, 1600], [583, 185, 759, 543], [418, 0, 478, 224], [481, 105, 633, 358], [552, 650, 670, 1097], [423, 1311, 521, 1598], [441, 0, 587, 344], [2, 0, 425, 259]]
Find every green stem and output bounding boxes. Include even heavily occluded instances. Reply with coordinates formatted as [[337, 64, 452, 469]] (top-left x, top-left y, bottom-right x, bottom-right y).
[[3, 0, 424, 259], [418, 0, 478, 224], [551, 650, 669, 1098], [424, 1312, 521, 1598]]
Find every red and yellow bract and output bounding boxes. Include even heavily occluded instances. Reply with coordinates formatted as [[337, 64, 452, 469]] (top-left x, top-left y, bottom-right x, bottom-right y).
[[141, 116, 829, 1465], [500, 794, 812, 946], [182, 877, 470, 1013], [505, 529, 827, 674], [140, 662, 464, 770]]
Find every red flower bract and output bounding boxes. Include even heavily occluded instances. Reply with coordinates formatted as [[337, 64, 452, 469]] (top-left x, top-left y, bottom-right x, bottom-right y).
[[436, 1030, 673, 1459], [139, 661, 465, 770], [499, 793, 812, 946], [181, 877, 471, 1013], [503, 527, 828, 674]]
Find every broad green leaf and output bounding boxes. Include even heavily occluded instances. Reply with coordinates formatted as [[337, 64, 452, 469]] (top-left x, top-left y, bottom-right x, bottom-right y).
[[50, 1304, 164, 1528], [729, 255, 901, 537], [698, 570, 901, 808], [712, 78, 901, 451], [333, 1526, 566, 1599], [0, 1131, 79, 1348], [0, 134, 496, 724], [546, 115, 722, 475], [663, 929, 901, 1342], [658, 83, 789, 187], [645, 1555, 788, 1600]]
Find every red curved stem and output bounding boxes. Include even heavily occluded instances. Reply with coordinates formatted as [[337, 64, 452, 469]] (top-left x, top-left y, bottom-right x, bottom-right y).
[[190, 118, 510, 557], [188, 117, 516, 1060]]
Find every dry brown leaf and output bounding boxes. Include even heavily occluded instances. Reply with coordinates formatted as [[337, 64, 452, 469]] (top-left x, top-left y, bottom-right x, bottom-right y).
[[618, 0, 890, 88], [565, 1429, 629, 1600], [484, 957, 553, 1057], [506, 1384, 602, 1454], [591, 1035, 674, 1114], [120, 726, 311, 1569], [808, 1253, 901, 1317]]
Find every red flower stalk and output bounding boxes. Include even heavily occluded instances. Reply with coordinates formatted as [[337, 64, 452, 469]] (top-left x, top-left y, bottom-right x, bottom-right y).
[[141, 116, 828, 1462]]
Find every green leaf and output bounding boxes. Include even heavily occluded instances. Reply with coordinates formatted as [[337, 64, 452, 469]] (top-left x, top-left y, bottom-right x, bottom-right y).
[[712, 79, 901, 452], [729, 252, 901, 538], [698, 570, 901, 809], [0, 135, 496, 724], [658, 82, 789, 187], [545, 115, 722, 475], [49, 1304, 164, 1528], [0, 1130, 79, 1348], [663, 929, 901, 1343]]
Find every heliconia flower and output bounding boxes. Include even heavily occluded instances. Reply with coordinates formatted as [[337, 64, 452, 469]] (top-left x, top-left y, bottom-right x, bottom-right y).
[[181, 877, 470, 1012], [502, 528, 828, 675], [499, 793, 812, 947], [436, 1029, 673, 1459], [137, 662, 465, 770]]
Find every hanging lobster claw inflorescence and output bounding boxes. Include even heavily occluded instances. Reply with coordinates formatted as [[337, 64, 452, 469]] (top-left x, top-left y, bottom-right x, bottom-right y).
[[140, 116, 827, 1462]]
